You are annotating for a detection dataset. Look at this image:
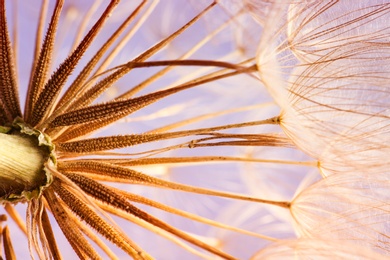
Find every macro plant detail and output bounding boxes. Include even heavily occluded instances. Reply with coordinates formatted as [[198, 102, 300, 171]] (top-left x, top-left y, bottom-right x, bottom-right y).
[[251, 239, 388, 260], [256, 0, 390, 175], [0, 0, 389, 259]]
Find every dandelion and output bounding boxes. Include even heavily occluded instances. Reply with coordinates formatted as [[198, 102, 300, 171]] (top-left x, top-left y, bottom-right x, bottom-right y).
[[252, 1, 390, 258], [256, 0, 390, 174], [289, 170, 390, 255], [3, 0, 388, 259], [251, 238, 388, 260], [0, 0, 307, 259]]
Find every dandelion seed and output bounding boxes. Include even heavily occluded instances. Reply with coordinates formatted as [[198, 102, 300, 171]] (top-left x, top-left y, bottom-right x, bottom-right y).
[[290, 170, 390, 255], [4, 0, 386, 258], [252, 238, 388, 260], [256, 0, 390, 174], [0, 0, 302, 259]]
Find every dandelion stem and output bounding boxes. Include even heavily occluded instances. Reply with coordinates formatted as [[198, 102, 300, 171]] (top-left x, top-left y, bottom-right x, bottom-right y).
[[24, 0, 64, 122], [25, 0, 49, 118], [56, 118, 278, 153], [115, 188, 279, 242], [59, 161, 290, 209], [2, 226, 16, 260], [84, 156, 317, 167], [54, 1, 150, 116], [4, 204, 26, 235]]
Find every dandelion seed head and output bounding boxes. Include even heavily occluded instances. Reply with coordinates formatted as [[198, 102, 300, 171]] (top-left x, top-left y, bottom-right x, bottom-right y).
[[290, 170, 390, 255], [0, 0, 389, 259], [257, 0, 390, 174]]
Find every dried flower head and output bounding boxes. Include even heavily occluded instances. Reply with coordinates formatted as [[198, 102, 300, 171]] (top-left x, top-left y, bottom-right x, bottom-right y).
[[0, 0, 300, 259], [1, 0, 389, 259]]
